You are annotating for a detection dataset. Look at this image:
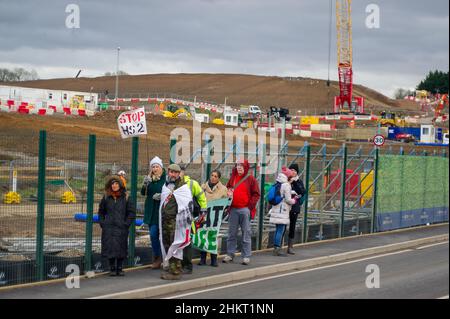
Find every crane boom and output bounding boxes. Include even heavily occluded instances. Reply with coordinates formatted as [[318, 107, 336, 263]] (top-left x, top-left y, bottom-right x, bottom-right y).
[[334, 0, 364, 113]]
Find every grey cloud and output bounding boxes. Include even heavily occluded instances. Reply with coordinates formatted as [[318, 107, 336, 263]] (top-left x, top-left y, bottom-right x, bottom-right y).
[[0, 0, 448, 97]]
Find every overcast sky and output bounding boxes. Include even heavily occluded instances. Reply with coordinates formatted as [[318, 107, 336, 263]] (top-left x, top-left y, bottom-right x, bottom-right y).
[[0, 0, 448, 97]]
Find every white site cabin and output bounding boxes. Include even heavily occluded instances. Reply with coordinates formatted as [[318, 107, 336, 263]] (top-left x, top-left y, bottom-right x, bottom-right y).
[[0, 85, 98, 112], [420, 125, 436, 144], [224, 108, 239, 126]]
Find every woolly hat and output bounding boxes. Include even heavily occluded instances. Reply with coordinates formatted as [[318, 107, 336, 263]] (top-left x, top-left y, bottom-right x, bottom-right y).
[[289, 163, 299, 174], [150, 156, 163, 168]]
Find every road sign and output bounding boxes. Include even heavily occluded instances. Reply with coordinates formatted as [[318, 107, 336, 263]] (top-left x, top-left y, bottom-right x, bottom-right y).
[[373, 134, 385, 147]]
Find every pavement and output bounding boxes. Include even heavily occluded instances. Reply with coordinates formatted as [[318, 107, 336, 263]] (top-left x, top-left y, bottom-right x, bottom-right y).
[[0, 223, 448, 299]]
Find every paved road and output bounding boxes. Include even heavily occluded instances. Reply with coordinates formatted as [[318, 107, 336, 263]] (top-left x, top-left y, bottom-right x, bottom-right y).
[[0, 224, 447, 299], [164, 242, 449, 299]]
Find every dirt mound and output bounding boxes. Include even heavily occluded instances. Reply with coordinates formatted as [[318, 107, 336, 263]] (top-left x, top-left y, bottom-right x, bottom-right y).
[[6, 73, 412, 114]]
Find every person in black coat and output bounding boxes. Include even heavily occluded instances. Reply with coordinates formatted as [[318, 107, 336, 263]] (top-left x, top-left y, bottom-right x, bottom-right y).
[[288, 164, 306, 255], [98, 175, 136, 276]]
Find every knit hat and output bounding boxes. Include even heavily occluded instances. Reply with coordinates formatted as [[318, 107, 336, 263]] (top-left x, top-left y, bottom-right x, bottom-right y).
[[289, 163, 299, 174], [167, 164, 181, 172], [150, 156, 163, 168], [281, 166, 295, 179]]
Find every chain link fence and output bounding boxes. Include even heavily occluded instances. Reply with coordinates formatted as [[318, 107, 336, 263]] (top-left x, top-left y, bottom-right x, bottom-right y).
[[0, 130, 448, 287]]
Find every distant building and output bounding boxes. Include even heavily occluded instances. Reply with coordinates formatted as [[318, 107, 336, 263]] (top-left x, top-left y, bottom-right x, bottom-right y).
[[0, 85, 98, 112]]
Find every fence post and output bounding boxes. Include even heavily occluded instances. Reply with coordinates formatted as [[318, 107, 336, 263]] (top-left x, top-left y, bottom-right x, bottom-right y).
[[170, 138, 176, 164], [302, 143, 311, 243], [205, 136, 212, 183], [36, 130, 47, 281], [257, 143, 266, 250], [339, 144, 348, 238], [128, 136, 139, 267], [371, 147, 379, 233], [84, 134, 96, 272]]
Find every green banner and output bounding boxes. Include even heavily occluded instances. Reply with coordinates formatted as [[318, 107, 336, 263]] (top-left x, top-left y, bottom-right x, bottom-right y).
[[377, 155, 449, 214], [191, 198, 231, 254]]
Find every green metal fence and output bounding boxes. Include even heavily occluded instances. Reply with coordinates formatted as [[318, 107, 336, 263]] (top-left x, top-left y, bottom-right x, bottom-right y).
[[0, 130, 448, 287]]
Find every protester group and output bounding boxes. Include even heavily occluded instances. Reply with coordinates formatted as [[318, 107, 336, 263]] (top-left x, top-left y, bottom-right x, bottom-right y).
[[98, 157, 305, 280]]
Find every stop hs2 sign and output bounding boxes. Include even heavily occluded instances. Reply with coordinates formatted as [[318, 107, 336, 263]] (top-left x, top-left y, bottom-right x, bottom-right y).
[[373, 134, 385, 147]]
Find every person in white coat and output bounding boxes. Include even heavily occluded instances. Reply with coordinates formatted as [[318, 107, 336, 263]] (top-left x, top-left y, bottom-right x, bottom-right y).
[[269, 167, 297, 256]]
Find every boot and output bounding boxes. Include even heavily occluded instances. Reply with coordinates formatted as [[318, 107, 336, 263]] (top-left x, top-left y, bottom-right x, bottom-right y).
[[287, 238, 295, 255], [116, 258, 125, 276], [160, 272, 181, 280], [210, 254, 218, 267], [273, 247, 280, 256], [198, 252, 207, 266], [273, 247, 288, 257], [109, 258, 117, 276], [150, 256, 162, 269]]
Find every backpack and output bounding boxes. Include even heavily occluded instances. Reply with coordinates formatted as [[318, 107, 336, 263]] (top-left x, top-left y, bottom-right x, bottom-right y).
[[266, 182, 283, 206]]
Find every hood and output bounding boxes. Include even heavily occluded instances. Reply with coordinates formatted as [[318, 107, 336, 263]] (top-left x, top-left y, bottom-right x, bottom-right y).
[[276, 173, 288, 184], [105, 175, 126, 195], [230, 159, 250, 178]]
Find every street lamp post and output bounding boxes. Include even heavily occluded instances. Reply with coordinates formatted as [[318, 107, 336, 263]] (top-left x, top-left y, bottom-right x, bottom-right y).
[[115, 47, 120, 110]]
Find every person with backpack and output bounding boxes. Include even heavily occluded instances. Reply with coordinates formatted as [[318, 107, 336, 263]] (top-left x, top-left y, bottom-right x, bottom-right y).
[[179, 165, 207, 274], [98, 175, 136, 276], [268, 167, 297, 257], [223, 159, 260, 265], [287, 163, 306, 254]]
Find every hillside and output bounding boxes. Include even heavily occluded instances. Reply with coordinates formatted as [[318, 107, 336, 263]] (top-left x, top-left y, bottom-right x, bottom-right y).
[[5, 73, 417, 114]]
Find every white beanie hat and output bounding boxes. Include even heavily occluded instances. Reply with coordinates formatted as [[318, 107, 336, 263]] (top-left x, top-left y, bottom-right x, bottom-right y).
[[150, 156, 163, 168]]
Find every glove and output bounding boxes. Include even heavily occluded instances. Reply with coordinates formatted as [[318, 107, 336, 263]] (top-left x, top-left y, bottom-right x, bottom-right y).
[[152, 193, 161, 201], [195, 210, 207, 229], [143, 175, 151, 185]]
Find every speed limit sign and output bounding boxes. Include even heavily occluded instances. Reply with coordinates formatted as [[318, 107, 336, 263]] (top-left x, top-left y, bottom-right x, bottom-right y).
[[373, 134, 385, 147]]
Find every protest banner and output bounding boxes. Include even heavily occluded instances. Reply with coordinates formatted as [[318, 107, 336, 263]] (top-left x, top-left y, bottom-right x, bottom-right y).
[[191, 198, 230, 254], [117, 107, 147, 138]]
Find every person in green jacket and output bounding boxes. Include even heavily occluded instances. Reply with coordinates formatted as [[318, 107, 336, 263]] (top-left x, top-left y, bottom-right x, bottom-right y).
[[141, 156, 166, 270], [180, 165, 207, 274]]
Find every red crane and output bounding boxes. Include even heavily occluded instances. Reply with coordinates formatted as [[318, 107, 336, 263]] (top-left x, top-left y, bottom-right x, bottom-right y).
[[334, 0, 364, 113]]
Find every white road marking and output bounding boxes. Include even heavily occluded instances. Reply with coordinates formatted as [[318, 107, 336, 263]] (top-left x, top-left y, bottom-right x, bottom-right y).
[[437, 295, 449, 299], [416, 241, 449, 250], [164, 249, 413, 299]]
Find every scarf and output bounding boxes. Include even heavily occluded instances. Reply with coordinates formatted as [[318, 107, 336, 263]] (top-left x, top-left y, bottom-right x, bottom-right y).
[[159, 182, 193, 263], [208, 181, 218, 190]]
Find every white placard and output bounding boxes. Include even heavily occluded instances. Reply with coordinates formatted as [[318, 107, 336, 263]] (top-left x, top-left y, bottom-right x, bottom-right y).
[[117, 107, 147, 138]]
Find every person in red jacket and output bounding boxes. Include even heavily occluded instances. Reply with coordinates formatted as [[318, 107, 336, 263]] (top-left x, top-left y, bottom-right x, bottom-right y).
[[223, 159, 260, 265]]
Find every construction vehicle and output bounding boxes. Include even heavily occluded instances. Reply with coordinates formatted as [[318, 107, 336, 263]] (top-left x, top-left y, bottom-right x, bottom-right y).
[[394, 132, 415, 143], [333, 0, 365, 114], [162, 104, 192, 119], [379, 111, 405, 127]]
